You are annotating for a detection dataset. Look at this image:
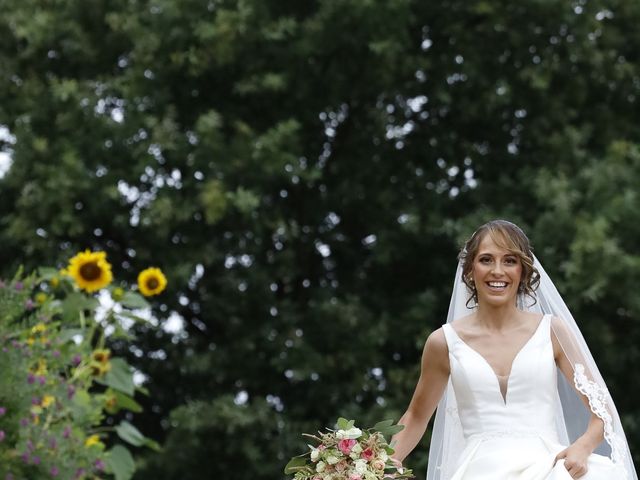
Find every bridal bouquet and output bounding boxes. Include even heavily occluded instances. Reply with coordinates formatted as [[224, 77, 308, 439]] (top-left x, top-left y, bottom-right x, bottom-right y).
[[284, 417, 414, 480]]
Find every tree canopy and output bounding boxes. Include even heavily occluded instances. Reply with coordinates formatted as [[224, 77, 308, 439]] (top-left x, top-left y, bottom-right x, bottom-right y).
[[1, 1, 639, 478]]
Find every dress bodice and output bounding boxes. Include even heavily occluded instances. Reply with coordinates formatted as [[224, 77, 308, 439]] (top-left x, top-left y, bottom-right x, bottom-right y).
[[442, 314, 561, 443]]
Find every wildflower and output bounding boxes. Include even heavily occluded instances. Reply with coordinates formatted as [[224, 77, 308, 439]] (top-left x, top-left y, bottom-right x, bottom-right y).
[[112, 286, 125, 301], [27, 373, 35, 384], [91, 349, 110, 364], [41, 395, 55, 408], [35, 292, 48, 305], [31, 323, 47, 335], [50, 276, 59, 288], [50, 466, 59, 477], [94, 459, 105, 471], [63, 426, 72, 438], [24, 299, 35, 310], [89, 361, 111, 376], [0, 406, 5, 416], [137, 267, 167, 296], [64, 250, 113, 293], [0, 430, 5, 442], [33, 358, 48, 376], [84, 434, 101, 448], [88, 349, 111, 376]]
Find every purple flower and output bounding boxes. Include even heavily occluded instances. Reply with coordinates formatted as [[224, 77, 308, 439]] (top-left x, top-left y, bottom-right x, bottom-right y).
[[31, 397, 40, 406], [19, 418, 29, 427], [31, 456, 40, 465], [27, 373, 35, 384], [2, 347, 7, 353], [94, 459, 105, 471], [14, 281, 23, 291], [71, 354, 82, 366], [0, 406, 6, 416], [21, 452, 29, 464], [26, 439, 34, 451], [38, 376, 46, 386], [0, 430, 5, 442], [49, 437, 57, 449], [73, 468, 86, 479], [67, 385, 76, 400], [52, 350, 61, 358], [25, 299, 35, 310], [63, 426, 71, 439], [50, 466, 59, 477]]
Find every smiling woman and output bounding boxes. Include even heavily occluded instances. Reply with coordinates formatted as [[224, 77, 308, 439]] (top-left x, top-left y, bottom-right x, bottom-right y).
[[388, 220, 637, 480]]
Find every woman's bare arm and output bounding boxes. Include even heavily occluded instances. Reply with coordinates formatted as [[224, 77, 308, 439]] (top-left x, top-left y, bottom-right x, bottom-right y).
[[390, 328, 450, 463], [550, 316, 605, 452]]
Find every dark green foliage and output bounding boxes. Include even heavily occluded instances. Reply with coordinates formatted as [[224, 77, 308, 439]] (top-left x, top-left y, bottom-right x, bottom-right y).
[[1, 0, 639, 478]]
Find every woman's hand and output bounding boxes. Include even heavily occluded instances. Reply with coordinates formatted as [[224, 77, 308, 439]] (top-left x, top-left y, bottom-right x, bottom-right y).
[[382, 457, 405, 478], [390, 457, 404, 472], [553, 442, 592, 478]]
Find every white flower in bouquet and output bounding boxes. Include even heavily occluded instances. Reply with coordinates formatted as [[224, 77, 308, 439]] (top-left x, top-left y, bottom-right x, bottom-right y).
[[315, 461, 326, 473], [326, 454, 340, 465], [310, 448, 321, 462], [351, 443, 363, 454], [372, 459, 386, 471], [378, 450, 388, 462], [336, 426, 363, 439], [354, 459, 368, 474]]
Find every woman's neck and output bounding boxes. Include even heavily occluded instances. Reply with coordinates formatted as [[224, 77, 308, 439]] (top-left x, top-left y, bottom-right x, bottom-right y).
[[474, 302, 521, 331]]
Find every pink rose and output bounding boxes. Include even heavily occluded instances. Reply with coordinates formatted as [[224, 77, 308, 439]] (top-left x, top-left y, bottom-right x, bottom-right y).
[[360, 447, 374, 461], [349, 475, 362, 480], [338, 438, 357, 455], [372, 459, 386, 470]]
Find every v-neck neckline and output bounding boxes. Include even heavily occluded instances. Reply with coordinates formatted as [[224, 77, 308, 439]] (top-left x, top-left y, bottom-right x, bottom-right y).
[[447, 314, 548, 406]]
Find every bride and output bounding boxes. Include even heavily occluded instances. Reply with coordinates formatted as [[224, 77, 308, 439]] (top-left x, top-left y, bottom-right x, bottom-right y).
[[389, 220, 637, 480]]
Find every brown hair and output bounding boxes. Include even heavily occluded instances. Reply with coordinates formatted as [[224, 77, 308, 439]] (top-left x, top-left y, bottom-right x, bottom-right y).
[[458, 220, 540, 308]]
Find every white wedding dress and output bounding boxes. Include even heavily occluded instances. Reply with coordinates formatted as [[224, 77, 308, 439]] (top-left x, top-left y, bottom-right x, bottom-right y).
[[441, 313, 625, 479]]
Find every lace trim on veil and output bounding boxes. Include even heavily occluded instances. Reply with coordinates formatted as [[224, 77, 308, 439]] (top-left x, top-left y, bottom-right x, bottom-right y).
[[573, 363, 628, 479]]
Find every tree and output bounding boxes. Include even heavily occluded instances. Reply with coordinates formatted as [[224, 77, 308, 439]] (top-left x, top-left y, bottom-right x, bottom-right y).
[[1, 0, 639, 478]]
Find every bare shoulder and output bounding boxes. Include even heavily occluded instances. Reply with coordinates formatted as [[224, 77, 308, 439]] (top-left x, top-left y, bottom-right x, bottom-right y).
[[425, 327, 447, 351], [421, 327, 450, 374]]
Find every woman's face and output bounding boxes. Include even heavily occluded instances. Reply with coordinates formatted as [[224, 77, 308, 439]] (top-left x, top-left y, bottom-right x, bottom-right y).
[[471, 234, 523, 307]]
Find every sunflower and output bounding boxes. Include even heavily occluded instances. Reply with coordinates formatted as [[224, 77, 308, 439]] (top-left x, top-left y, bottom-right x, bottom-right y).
[[137, 267, 167, 297], [64, 250, 113, 293]]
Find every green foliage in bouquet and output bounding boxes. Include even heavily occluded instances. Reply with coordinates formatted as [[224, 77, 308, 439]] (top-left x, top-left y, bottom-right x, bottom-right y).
[[285, 417, 414, 480], [0, 251, 163, 479]]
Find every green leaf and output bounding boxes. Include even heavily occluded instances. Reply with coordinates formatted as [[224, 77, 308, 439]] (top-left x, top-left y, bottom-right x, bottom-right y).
[[336, 417, 354, 430], [96, 358, 135, 396], [105, 445, 136, 480], [119, 291, 150, 309], [115, 421, 161, 451], [106, 390, 143, 414], [283, 455, 308, 474], [373, 419, 404, 442], [62, 292, 99, 323]]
